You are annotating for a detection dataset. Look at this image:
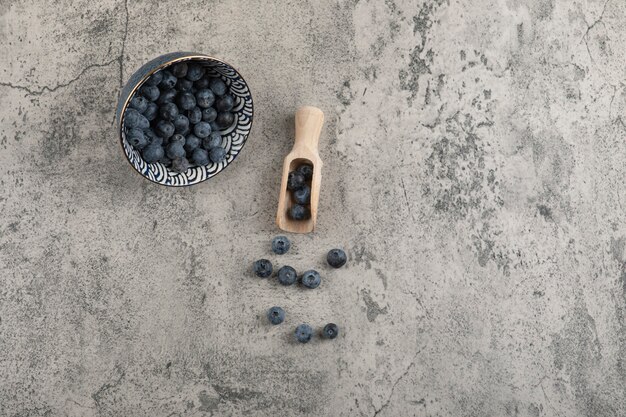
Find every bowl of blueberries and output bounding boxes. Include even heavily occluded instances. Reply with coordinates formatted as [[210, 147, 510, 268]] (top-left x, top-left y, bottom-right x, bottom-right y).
[[116, 52, 253, 186]]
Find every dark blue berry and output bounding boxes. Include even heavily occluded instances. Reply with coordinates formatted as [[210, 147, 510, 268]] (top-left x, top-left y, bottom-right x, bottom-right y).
[[143, 102, 158, 121], [209, 78, 227, 96], [301, 270, 321, 289], [145, 71, 163, 86], [277, 266, 297, 286], [209, 147, 226, 163], [140, 84, 160, 102], [209, 121, 219, 132], [295, 324, 313, 343], [176, 78, 193, 92], [155, 120, 175, 138], [171, 62, 188, 78], [157, 88, 177, 104], [216, 112, 234, 127], [177, 93, 196, 111], [186, 63, 205, 81], [184, 134, 201, 152], [322, 323, 339, 339], [160, 155, 172, 166], [166, 142, 185, 159], [170, 133, 185, 144], [289, 204, 310, 220], [159, 102, 179, 121], [195, 89, 215, 108], [127, 128, 147, 149], [327, 249, 347, 268], [171, 157, 190, 173], [194, 77, 210, 89], [159, 71, 177, 89], [142, 144, 164, 163], [129, 96, 149, 113], [143, 129, 163, 146], [287, 171, 305, 190], [293, 185, 311, 205], [187, 107, 202, 124], [193, 121, 212, 138], [215, 95, 235, 112], [253, 259, 273, 278], [192, 148, 209, 166], [202, 107, 217, 122], [271, 236, 291, 255], [267, 306, 285, 325], [203, 132, 221, 149], [298, 164, 314, 181], [173, 114, 189, 133], [124, 108, 146, 129]]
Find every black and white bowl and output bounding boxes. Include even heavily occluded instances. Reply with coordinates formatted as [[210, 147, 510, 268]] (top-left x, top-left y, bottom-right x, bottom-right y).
[[116, 52, 253, 186]]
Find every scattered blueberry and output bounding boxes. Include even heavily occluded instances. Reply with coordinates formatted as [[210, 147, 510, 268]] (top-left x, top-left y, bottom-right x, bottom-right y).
[[193, 121, 212, 138], [295, 324, 313, 343], [142, 144, 164, 163], [202, 107, 217, 122], [143, 102, 159, 121], [287, 171, 305, 191], [140, 84, 160, 102], [293, 185, 311, 205], [289, 204, 310, 220], [186, 63, 205, 81], [216, 111, 234, 127], [127, 128, 147, 149], [327, 249, 347, 268], [215, 95, 235, 112], [300, 270, 321, 289], [173, 114, 190, 133], [155, 120, 175, 138], [253, 259, 273, 278], [177, 92, 196, 111], [267, 306, 285, 325], [159, 102, 179, 121], [322, 323, 339, 339], [171, 62, 188, 78], [157, 88, 177, 104], [129, 96, 149, 113], [277, 265, 297, 286], [171, 157, 190, 173], [298, 164, 314, 181], [192, 148, 209, 166], [176, 78, 194, 92], [159, 71, 177, 89], [196, 89, 215, 108], [184, 134, 201, 152], [271, 236, 291, 255], [209, 147, 227, 163], [187, 107, 202, 124], [166, 142, 186, 159], [209, 78, 227, 96], [145, 71, 163, 86], [203, 132, 222, 150]]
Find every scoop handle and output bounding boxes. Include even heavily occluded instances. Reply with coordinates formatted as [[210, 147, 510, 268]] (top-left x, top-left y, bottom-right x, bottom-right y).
[[294, 106, 324, 150]]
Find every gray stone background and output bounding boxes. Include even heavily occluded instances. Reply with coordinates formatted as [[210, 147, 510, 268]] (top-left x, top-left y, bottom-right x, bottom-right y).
[[0, 0, 625, 416]]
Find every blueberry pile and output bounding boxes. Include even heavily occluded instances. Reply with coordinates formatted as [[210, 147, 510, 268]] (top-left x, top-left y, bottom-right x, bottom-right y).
[[252, 236, 347, 343], [123, 61, 237, 173], [287, 164, 313, 220]]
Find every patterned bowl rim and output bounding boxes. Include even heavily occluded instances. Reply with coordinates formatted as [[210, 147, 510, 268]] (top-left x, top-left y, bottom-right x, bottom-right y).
[[118, 54, 254, 187]]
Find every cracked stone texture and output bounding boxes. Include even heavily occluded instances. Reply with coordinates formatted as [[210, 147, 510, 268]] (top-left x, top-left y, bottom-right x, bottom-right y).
[[0, 0, 625, 415]]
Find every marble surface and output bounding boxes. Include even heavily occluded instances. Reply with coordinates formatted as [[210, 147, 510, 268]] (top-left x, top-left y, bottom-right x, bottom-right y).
[[1, 0, 625, 415]]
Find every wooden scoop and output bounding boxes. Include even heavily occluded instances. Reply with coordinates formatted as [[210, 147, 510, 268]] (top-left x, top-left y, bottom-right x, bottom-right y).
[[276, 106, 325, 233]]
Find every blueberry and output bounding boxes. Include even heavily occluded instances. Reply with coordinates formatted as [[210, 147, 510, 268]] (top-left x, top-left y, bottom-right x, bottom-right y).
[[170, 133, 185, 144], [289, 204, 310, 220], [142, 144, 164, 163], [123, 108, 142, 129], [160, 155, 172, 166], [195, 88, 215, 108], [173, 114, 189, 133], [171, 157, 190, 173], [209, 121, 220, 132], [171, 62, 188, 78], [203, 132, 222, 149], [322, 323, 339, 340], [215, 95, 235, 112], [287, 171, 305, 191], [327, 249, 347, 268], [145, 71, 163, 86], [216, 112, 235, 127], [277, 265, 297, 286], [301, 270, 321, 289], [184, 134, 201, 152], [271, 236, 291, 255], [298, 164, 314, 181], [129, 96, 149, 113], [177, 92, 196, 111], [192, 148, 209, 166], [143, 129, 163, 146], [143, 102, 158, 121], [159, 71, 178, 89], [202, 107, 217, 122], [193, 121, 212, 138], [267, 306, 285, 325], [194, 77, 210, 89], [209, 78, 227, 96], [295, 324, 313, 343], [187, 107, 202, 124], [155, 120, 175, 138], [176, 78, 194, 92], [209, 147, 227, 163], [186, 63, 205, 81], [293, 185, 311, 205], [253, 259, 273, 278], [159, 102, 179, 121], [157, 88, 177, 104], [140, 84, 160, 102], [166, 142, 185, 159], [127, 128, 147, 149]]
